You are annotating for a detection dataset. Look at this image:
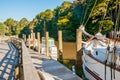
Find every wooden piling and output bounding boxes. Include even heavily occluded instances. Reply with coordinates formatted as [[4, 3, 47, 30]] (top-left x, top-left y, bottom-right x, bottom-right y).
[[24, 34, 26, 43], [22, 34, 26, 43], [76, 29, 82, 68], [16, 35, 18, 38], [33, 33, 36, 49], [22, 34, 24, 40], [46, 32, 49, 57], [31, 29, 34, 40], [58, 30, 63, 62], [28, 35, 31, 49], [15, 66, 19, 79], [37, 32, 41, 53]]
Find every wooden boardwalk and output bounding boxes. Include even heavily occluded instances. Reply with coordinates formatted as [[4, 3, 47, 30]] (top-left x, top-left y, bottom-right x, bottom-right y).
[[0, 42, 19, 80], [28, 49, 82, 80], [0, 40, 82, 80]]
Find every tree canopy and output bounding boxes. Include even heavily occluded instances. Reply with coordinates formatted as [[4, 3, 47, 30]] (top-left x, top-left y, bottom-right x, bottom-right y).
[[1, 0, 120, 41]]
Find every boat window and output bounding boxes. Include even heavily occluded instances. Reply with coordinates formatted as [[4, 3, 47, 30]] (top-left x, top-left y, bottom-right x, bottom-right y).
[[96, 51, 98, 55]]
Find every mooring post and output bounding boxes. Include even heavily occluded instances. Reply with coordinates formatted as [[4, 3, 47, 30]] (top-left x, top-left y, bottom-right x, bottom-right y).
[[33, 33, 36, 49], [22, 34, 24, 40], [46, 32, 49, 57], [14, 38, 17, 46], [31, 29, 34, 40], [16, 35, 18, 38], [58, 30, 63, 62], [16, 39, 19, 48], [23, 34, 24, 42], [24, 34, 26, 43], [18, 39, 22, 54], [28, 35, 31, 49], [22, 34, 26, 43], [15, 65, 19, 79], [37, 32, 41, 53], [76, 29, 82, 68]]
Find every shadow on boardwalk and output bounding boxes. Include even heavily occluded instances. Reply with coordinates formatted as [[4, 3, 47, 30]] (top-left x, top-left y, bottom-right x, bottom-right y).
[[0, 43, 19, 80]]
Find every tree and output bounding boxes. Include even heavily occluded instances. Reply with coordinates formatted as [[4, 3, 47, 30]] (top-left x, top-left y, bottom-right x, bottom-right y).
[[4, 18, 18, 35], [17, 0, 120, 41], [16, 18, 29, 35], [85, 0, 120, 35], [34, 9, 54, 37], [0, 23, 5, 35]]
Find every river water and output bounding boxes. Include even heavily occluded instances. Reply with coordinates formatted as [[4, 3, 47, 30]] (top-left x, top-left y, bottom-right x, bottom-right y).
[[55, 41, 76, 60]]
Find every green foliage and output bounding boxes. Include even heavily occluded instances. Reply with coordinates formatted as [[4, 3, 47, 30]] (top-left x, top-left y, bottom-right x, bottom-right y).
[[4, 18, 18, 35], [3, 18, 29, 37], [59, 1, 72, 14], [36, 9, 54, 21], [16, 18, 29, 35], [29, 21, 34, 30], [99, 20, 114, 34], [32, 0, 119, 41], [1, 0, 120, 41], [0, 23, 5, 35], [57, 18, 69, 27], [54, 1, 79, 41], [91, 2, 107, 19], [32, 9, 54, 37], [85, 0, 120, 35], [19, 26, 30, 38]]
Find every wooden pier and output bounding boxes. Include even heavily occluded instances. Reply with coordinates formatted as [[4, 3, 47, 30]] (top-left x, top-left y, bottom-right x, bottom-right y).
[[0, 30, 82, 80]]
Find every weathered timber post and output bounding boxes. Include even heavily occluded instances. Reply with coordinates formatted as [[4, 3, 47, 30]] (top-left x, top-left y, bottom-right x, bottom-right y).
[[16, 35, 18, 38], [22, 34, 24, 40], [33, 33, 36, 49], [28, 35, 31, 49], [22, 34, 26, 42], [24, 34, 26, 43], [15, 38, 17, 46], [16, 39, 19, 48], [58, 30, 63, 62], [46, 32, 49, 57], [15, 64, 19, 79], [18, 39, 22, 54], [31, 29, 34, 40], [76, 29, 82, 68], [37, 32, 41, 53]]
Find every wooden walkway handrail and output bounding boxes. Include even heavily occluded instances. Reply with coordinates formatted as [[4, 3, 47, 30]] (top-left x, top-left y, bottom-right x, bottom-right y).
[[21, 40, 40, 80], [11, 37, 40, 80], [11, 37, 41, 80]]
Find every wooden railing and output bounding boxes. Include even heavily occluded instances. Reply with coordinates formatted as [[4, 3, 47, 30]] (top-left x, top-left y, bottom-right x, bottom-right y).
[[11, 38, 40, 80]]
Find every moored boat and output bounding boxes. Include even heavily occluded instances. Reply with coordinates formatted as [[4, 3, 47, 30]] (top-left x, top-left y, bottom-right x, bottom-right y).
[[82, 36, 120, 80]]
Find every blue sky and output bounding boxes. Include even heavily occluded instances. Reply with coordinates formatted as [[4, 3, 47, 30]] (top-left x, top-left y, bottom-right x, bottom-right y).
[[0, 0, 73, 22]]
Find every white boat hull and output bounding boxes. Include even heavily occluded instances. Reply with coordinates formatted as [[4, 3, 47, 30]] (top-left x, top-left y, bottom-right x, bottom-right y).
[[82, 53, 120, 80]]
